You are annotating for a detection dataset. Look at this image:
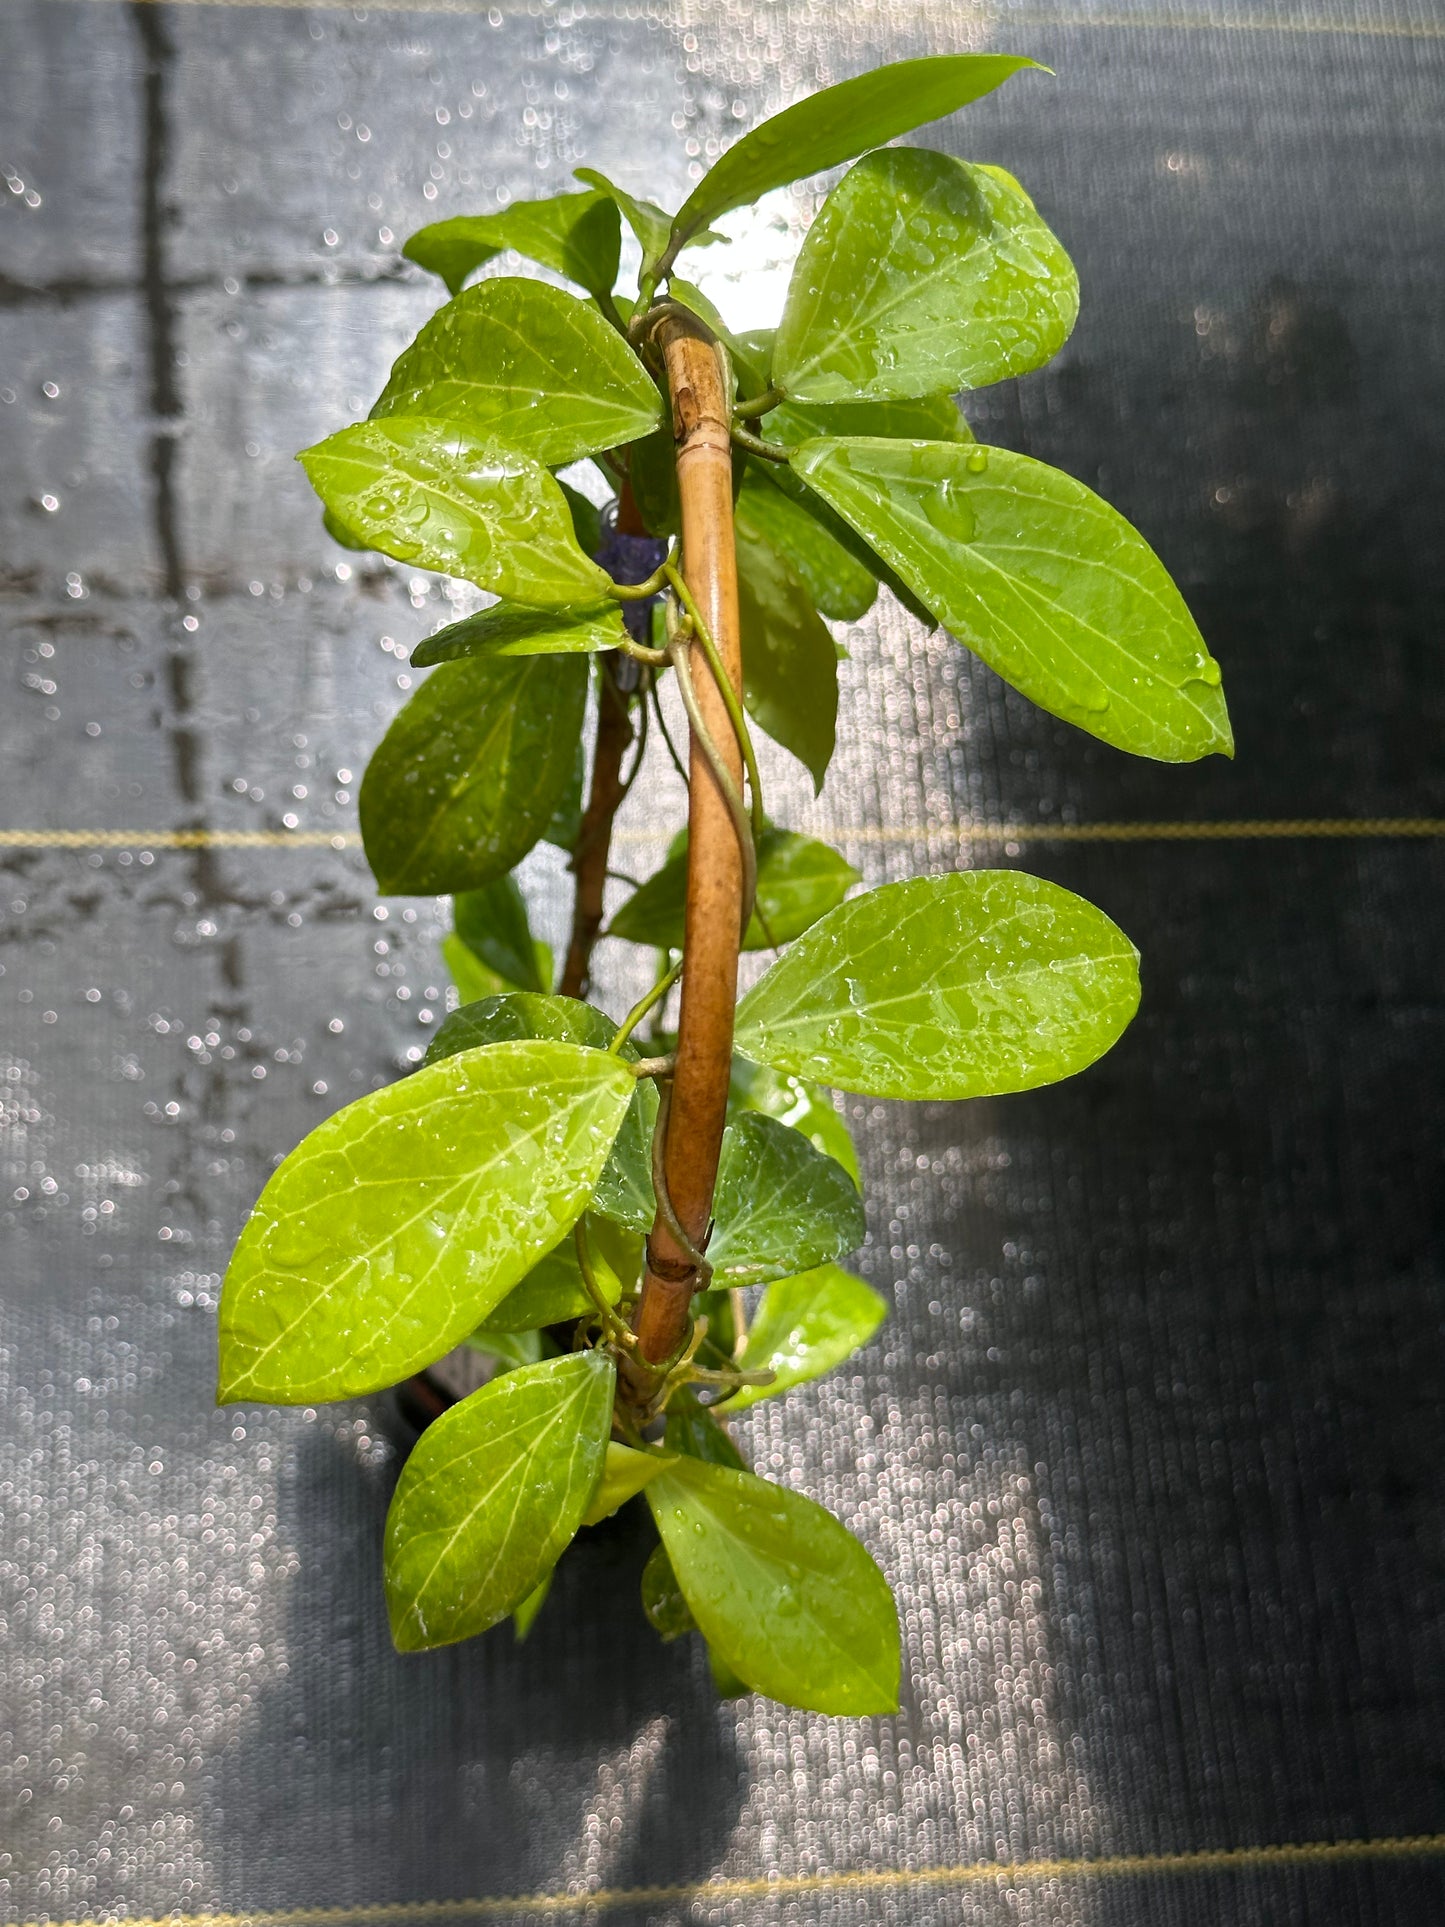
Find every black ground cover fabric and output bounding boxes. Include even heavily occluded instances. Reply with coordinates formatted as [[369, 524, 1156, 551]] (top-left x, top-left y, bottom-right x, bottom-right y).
[[1, 2, 1442, 1922]]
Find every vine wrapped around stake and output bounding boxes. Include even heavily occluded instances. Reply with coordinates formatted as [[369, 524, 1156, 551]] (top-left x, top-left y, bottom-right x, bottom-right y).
[[217, 51, 1233, 1713], [629, 313, 750, 1375]]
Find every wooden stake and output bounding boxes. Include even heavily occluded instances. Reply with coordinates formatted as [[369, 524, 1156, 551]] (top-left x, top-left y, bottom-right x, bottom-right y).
[[632, 315, 743, 1367]]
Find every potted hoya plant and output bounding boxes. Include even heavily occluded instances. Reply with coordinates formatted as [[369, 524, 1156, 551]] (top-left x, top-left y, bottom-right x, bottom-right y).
[[216, 52, 1231, 1713]]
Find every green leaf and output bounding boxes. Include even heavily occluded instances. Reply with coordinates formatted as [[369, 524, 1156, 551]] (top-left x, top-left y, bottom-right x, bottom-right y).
[[758, 459, 940, 632], [402, 190, 623, 299], [708, 1645, 751, 1699], [359, 655, 587, 895], [545, 723, 587, 853], [582, 1443, 673, 1527], [425, 993, 657, 1232], [559, 478, 603, 558], [708, 1112, 866, 1286], [691, 1285, 739, 1362], [512, 1570, 552, 1643], [718, 1265, 887, 1413], [573, 167, 674, 263], [463, 1326, 551, 1373], [734, 512, 838, 794], [666, 53, 1038, 252], [371, 279, 660, 468], [480, 1214, 640, 1330], [641, 1541, 697, 1640], [323, 504, 372, 551], [764, 393, 973, 448], [664, 277, 735, 344], [773, 149, 1078, 402], [647, 1456, 899, 1714], [626, 428, 679, 537], [791, 437, 1233, 761], [572, 169, 728, 272], [443, 930, 554, 1005], [218, 1040, 636, 1404], [728, 1057, 860, 1189], [441, 931, 513, 1006], [454, 875, 548, 995], [609, 827, 859, 953], [664, 1388, 747, 1470], [731, 328, 776, 398], [385, 1350, 614, 1651], [736, 870, 1141, 1100], [412, 601, 624, 667], [736, 469, 877, 622], [298, 419, 610, 608]]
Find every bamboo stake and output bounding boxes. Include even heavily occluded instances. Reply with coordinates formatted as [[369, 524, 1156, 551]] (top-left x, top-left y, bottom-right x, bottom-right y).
[[631, 315, 743, 1367]]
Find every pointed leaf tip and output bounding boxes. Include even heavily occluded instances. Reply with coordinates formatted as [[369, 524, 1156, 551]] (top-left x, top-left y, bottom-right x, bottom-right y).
[[217, 1040, 635, 1404], [647, 1457, 900, 1715], [735, 871, 1142, 1101], [791, 437, 1232, 763], [385, 1351, 614, 1651]]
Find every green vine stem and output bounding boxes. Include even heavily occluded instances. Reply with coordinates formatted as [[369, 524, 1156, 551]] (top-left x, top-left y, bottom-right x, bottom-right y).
[[609, 957, 685, 1056]]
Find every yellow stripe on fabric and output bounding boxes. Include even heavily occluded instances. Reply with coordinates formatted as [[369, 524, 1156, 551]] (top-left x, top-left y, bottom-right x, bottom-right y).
[[21, 1834, 1445, 1927], [2, 819, 1443, 852]]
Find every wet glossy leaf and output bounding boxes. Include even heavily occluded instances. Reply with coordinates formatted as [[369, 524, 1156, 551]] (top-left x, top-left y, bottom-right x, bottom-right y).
[[728, 1057, 860, 1189], [791, 437, 1233, 761], [647, 1456, 899, 1714], [641, 1541, 697, 1640], [609, 827, 858, 953], [454, 875, 548, 995], [667, 52, 1037, 250], [582, 1443, 673, 1526], [512, 1571, 552, 1643], [734, 513, 838, 793], [425, 993, 656, 1231], [736, 871, 1141, 1100], [372, 279, 660, 467], [736, 469, 877, 622], [323, 504, 371, 550], [402, 191, 622, 298], [763, 393, 973, 448], [479, 1215, 641, 1330], [752, 460, 939, 632], [708, 1112, 866, 1286], [385, 1350, 614, 1650], [412, 602, 624, 666], [774, 150, 1078, 402], [218, 1041, 636, 1404], [718, 1265, 887, 1413], [298, 419, 610, 608], [359, 655, 587, 895]]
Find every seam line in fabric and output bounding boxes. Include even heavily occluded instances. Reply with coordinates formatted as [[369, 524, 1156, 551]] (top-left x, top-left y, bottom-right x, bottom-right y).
[[20, 1834, 1445, 1926], [2, 820, 1443, 851]]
